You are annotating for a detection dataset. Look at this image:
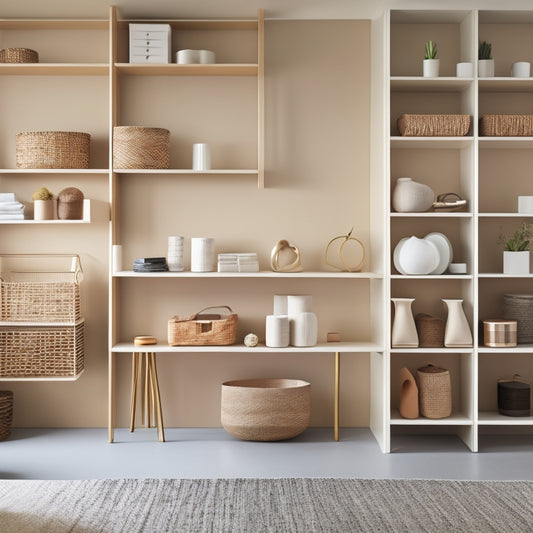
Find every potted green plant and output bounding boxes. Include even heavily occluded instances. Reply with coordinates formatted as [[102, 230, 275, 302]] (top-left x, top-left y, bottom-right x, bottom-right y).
[[31, 187, 56, 220], [499, 221, 533, 274], [478, 40, 494, 77], [423, 40, 439, 77]]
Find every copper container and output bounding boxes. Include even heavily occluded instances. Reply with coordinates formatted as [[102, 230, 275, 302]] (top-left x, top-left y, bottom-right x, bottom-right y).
[[483, 319, 517, 347]]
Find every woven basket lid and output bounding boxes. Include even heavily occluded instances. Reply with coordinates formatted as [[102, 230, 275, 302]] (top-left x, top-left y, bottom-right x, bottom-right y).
[[418, 364, 447, 374], [58, 187, 84, 202]]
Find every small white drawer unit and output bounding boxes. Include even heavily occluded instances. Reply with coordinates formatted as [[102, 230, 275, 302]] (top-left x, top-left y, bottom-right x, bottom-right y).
[[129, 24, 172, 64]]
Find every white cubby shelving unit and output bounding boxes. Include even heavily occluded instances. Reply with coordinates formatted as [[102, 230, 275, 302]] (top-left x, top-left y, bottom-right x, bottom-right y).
[[371, 8, 533, 452]]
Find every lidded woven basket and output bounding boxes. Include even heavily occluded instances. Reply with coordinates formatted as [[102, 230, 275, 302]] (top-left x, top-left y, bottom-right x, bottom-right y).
[[417, 364, 451, 419], [57, 187, 84, 220], [221, 378, 311, 441], [415, 313, 445, 348], [16, 131, 90, 169], [113, 126, 170, 169], [0, 48, 38, 63], [0, 391, 14, 440]]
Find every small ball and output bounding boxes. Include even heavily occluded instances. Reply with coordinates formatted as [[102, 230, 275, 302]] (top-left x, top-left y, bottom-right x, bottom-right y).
[[244, 333, 259, 347]]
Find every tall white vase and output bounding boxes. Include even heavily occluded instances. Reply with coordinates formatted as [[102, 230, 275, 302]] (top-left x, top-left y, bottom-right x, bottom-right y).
[[291, 312, 318, 347], [391, 298, 418, 348], [442, 299, 472, 347]]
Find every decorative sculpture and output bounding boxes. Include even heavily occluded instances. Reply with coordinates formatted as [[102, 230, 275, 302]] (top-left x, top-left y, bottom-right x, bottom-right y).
[[270, 240, 303, 272], [325, 227, 365, 272]]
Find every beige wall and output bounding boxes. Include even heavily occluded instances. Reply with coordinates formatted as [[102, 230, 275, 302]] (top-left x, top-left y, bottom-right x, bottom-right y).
[[5, 20, 371, 429]]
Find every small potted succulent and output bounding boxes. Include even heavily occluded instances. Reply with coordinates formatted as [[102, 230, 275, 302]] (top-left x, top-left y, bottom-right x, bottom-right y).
[[478, 40, 494, 77], [31, 187, 56, 220], [423, 40, 439, 77], [499, 221, 533, 274]]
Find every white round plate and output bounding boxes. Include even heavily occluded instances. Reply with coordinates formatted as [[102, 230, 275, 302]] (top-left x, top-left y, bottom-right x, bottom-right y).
[[424, 232, 453, 275]]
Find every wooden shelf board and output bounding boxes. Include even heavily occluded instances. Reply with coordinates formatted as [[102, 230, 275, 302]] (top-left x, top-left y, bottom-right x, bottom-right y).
[[0, 370, 84, 382], [0, 198, 91, 224], [390, 76, 472, 92], [390, 410, 472, 425], [390, 137, 473, 148], [118, 19, 257, 31], [0, 168, 108, 174], [0, 19, 108, 30], [112, 341, 384, 354], [113, 169, 258, 175], [115, 63, 258, 76], [0, 63, 108, 75], [478, 411, 533, 425], [390, 212, 472, 218], [113, 270, 383, 279]]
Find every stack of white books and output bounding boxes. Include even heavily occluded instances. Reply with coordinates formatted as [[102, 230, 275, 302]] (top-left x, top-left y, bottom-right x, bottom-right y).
[[218, 253, 259, 273], [0, 193, 24, 220]]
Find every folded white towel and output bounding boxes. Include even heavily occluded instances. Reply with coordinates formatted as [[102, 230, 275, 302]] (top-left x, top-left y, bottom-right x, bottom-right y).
[[0, 193, 16, 202], [0, 202, 24, 212]]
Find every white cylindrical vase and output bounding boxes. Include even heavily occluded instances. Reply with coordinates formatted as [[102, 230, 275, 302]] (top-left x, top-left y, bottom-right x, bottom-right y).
[[291, 312, 318, 347], [391, 298, 418, 348], [193, 143, 211, 171], [265, 315, 290, 348], [273, 295, 288, 315], [191, 237, 215, 272], [112, 244, 123, 273], [168, 235, 184, 272], [287, 295, 313, 316]]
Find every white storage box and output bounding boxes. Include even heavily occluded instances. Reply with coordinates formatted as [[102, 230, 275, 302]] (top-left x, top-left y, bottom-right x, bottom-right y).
[[129, 24, 171, 64]]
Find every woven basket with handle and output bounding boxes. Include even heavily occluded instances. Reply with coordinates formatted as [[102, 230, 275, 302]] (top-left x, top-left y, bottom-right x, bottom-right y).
[[168, 305, 237, 346]]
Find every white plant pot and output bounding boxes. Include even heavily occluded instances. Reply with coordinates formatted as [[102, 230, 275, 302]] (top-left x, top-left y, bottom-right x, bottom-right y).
[[456, 62, 473, 78], [423, 59, 439, 78], [503, 251, 530, 275], [511, 61, 531, 78], [33, 199, 57, 220], [478, 59, 494, 77]]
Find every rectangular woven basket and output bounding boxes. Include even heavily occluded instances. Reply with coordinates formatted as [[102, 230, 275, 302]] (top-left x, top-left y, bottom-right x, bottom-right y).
[[480, 115, 533, 136], [0, 321, 84, 378], [0, 48, 38, 63], [16, 131, 90, 169], [168, 305, 237, 346], [397, 114, 471, 136], [113, 126, 170, 169]]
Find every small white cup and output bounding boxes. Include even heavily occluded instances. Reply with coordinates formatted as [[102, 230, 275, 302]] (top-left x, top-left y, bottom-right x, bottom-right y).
[[176, 49, 199, 64], [456, 62, 473, 78], [199, 50, 216, 64], [518, 196, 533, 214], [511, 62, 531, 78], [193, 143, 211, 171]]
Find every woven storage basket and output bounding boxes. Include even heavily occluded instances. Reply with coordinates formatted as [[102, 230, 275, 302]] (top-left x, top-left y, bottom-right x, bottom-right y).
[[0, 321, 84, 378], [503, 294, 533, 343], [221, 378, 311, 441], [397, 114, 470, 136], [415, 313, 445, 348], [168, 305, 237, 346], [113, 126, 170, 169], [0, 391, 13, 440], [480, 114, 533, 136], [57, 187, 84, 220], [417, 364, 452, 419], [0, 48, 38, 63], [16, 131, 90, 169]]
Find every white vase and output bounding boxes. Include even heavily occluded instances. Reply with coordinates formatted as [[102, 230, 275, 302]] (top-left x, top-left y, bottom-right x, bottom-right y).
[[442, 299, 472, 348], [397, 236, 440, 275], [478, 59, 494, 77], [33, 199, 56, 220], [291, 312, 318, 347], [190, 237, 215, 272], [423, 59, 439, 77], [503, 251, 530, 275], [511, 62, 530, 78], [287, 295, 313, 316], [273, 295, 288, 315], [391, 298, 418, 348], [392, 177, 434, 213], [265, 315, 290, 348]]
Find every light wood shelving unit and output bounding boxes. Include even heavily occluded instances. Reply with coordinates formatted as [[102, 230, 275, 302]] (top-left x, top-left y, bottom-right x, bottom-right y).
[[372, 8, 533, 453]]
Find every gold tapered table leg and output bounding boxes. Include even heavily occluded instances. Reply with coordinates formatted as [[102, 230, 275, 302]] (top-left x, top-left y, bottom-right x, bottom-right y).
[[149, 352, 165, 442], [129, 353, 139, 432], [334, 351, 340, 442], [143, 352, 151, 428]]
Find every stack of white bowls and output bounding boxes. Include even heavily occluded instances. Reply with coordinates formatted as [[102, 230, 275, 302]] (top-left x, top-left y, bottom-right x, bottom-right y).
[[168, 236, 184, 272]]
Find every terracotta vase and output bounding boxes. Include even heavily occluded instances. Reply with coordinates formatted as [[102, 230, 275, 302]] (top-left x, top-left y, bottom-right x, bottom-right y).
[[399, 367, 419, 419], [442, 299, 472, 348], [391, 298, 419, 348]]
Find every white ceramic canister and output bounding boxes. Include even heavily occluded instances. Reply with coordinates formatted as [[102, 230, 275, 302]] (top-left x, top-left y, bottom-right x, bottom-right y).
[[273, 294, 288, 315], [456, 62, 473, 78], [287, 295, 313, 316], [168, 235, 184, 272], [265, 315, 290, 348], [291, 312, 318, 347], [176, 49, 199, 64], [199, 50, 216, 64], [193, 143, 211, 171], [191, 237, 215, 272]]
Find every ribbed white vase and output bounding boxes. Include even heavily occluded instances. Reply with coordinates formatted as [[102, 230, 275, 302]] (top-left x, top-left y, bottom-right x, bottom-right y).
[[191, 237, 215, 272], [291, 312, 318, 347], [265, 315, 290, 348]]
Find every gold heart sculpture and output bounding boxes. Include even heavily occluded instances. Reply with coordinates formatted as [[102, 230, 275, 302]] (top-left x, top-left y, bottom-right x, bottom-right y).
[[325, 227, 365, 272], [271, 239, 303, 272]]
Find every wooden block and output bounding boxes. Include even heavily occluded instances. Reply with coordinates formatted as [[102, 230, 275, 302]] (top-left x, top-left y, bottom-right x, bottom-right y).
[[134, 335, 158, 346], [327, 332, 341, 342]]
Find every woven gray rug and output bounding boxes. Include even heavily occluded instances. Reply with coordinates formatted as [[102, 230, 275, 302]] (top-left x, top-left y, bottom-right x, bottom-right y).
[[0, 477, 532, 532]]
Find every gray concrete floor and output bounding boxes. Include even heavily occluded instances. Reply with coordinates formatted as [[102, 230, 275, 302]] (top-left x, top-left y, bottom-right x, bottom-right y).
[[2, 428, 533, 480]]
